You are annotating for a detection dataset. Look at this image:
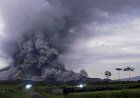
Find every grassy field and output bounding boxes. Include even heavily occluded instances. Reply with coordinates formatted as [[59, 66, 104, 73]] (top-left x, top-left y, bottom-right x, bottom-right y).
[[0, 90, 28, 98], [67, 89, 140, 98], [0, 82, 140, 98], [42, 89, 140, 98], [34, 82, 140, 93], [0, 83, 27, 98], [1, 88, 140, 98]]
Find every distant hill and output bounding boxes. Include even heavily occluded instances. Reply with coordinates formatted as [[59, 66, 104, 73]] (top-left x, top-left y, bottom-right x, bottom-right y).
[[0, 66, 11, 72], [85, 77, 103, 82], [120, 76, 140, 81]]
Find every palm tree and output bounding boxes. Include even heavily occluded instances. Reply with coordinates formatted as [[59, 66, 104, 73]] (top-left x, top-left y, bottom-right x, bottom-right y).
[[104, 71, 112, 80], [116, 68, 122, 81], [123, 66, 135, 81]]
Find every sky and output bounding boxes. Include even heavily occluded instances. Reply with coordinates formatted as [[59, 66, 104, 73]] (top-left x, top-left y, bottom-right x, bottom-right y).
[[59, 0, 140, 79], [0, 0, 140, 80]]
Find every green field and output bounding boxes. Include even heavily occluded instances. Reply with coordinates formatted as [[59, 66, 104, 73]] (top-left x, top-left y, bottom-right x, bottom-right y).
[[0, 90, 27, 98], [0, 84, 27, 98], [0, 82, 140, 98], [1, 88, 140, 98], [42, 89, 140, 98], [34, 82, 140, 93], [67, 89, 140, 98]]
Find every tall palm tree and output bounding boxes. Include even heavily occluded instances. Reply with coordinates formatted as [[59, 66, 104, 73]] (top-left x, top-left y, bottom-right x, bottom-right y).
[[123, 66, 135, 81], [116, 68, 122, 81]]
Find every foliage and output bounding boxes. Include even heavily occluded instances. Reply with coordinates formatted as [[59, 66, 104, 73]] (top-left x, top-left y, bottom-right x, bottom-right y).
[[0, 90, 27, 98], [67, 89, 140, 98], [116, 68, 122, 71], [123, 66, 135, 81], [41, 89, 140, 98], [104, 71, 112, 79], [116, 68, 122, 80], [123, 66, 135, 71], [0, 84, 27, 98], [0, 81, 140, 98], [42, 93, 64, 98]]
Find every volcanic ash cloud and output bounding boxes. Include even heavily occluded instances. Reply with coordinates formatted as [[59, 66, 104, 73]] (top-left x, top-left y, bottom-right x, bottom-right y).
[[0, 0, 93, 81], [0, 32, 87, 82]]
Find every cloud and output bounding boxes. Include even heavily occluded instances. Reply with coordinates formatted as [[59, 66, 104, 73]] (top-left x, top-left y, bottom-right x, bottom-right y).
[[0, 0, 92, 81], [60, 11, 140, 79], [0, 0, 140, 80]]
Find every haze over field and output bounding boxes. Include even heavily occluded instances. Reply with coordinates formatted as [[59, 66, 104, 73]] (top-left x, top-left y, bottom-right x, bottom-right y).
[[0, 0, 139, 80]]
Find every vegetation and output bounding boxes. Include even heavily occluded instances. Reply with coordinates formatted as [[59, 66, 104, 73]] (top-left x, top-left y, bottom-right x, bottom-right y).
[[67, 89, 140, 98], [42, 93, 64, 98], [0, 83, 27, 98], [104, 71, 112, 80], [41, 89, 140, 98], [0, 81, 140, 98], [31, 81, 140, 93], [116, 68, 122, 80], [123, 66, 135, 81], [0, 90, 27, 98]]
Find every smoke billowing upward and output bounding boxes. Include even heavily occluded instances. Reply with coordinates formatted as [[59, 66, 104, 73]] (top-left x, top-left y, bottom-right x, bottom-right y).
[[1, 0, 140, 81], [0, 0, 97, 55], [0, 0, 93, 81], [0, 0, 139, 56]]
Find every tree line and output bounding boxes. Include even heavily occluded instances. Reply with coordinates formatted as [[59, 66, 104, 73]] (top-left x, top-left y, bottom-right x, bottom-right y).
[[105, 66, 135, 81]]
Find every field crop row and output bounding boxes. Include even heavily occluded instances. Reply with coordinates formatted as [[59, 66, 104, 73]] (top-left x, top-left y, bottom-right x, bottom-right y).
[[0, 91, 28, 98], [42, 89, 140, 98]]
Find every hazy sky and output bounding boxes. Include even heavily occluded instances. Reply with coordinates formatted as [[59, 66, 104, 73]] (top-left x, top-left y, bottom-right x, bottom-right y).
[[0, 0, 140, 79], [59, 0, 140, 79]]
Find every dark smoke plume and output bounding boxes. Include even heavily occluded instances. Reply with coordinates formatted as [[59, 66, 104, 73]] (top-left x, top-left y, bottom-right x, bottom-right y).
[[0, 0, 137, 81], [0, 0, 91, 81]]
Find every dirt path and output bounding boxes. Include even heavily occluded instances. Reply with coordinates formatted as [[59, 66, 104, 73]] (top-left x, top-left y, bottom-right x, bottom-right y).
[[28, 92, 45, 98]]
